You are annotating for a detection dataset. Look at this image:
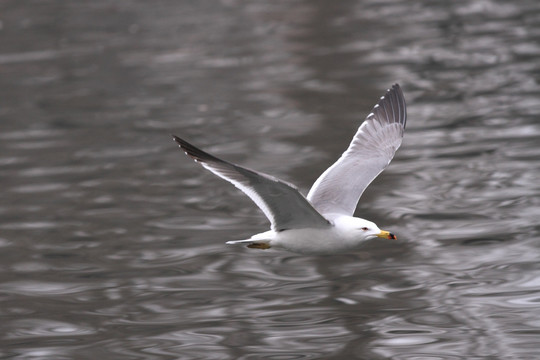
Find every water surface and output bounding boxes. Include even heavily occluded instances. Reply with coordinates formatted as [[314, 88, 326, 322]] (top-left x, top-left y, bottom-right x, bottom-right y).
[[1, 0, 540, 359]]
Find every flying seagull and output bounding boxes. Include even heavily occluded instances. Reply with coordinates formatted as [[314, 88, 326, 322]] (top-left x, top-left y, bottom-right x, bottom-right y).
[[172, 84, 406, 254]]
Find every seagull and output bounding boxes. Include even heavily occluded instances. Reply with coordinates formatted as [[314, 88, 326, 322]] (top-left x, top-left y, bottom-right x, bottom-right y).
[[172, 84, 407, 254]]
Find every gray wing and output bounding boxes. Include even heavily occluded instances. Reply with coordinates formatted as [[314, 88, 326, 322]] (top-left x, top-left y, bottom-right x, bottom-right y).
[[173, 136, 331, 231], [307, 84, 407, 217]]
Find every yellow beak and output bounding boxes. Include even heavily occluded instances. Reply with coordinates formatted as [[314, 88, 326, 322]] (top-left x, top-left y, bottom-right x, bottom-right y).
[[376, 230, 397, 240]]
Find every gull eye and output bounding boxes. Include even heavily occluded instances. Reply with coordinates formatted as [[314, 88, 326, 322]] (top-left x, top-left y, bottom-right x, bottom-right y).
[[361, 227, 369, 231]]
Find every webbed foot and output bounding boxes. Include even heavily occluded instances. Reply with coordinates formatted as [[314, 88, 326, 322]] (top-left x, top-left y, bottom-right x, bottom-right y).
[[247, 243, 271, 250]]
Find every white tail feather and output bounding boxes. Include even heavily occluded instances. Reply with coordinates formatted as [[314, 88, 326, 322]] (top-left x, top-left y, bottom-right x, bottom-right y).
[[226, 239, 269, 245]]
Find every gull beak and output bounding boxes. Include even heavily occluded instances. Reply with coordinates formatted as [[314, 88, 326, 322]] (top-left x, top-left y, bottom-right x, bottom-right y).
[[376, 230, 397, 240]]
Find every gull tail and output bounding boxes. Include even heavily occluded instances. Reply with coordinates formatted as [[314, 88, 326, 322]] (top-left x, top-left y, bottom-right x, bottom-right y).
[[226, 239, 271, 250]]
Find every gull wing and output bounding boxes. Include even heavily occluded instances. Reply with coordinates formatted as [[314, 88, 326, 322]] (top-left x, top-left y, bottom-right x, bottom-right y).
[[307, 84, 407, 217], [173, 136, 331, 231]]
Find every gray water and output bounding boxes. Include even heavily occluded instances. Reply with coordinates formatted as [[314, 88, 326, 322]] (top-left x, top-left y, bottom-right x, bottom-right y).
[[1, 1, 540, 359]]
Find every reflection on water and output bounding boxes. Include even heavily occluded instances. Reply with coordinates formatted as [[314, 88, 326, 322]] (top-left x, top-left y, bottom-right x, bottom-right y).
[[1, 0, 540, 358]]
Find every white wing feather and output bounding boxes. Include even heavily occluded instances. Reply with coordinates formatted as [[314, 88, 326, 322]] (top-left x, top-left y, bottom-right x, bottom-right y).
[[307, 84, 407, 217], [173, 136, 331, 231]]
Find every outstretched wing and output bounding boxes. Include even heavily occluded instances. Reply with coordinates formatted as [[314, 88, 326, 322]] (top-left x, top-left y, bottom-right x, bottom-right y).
[[307, 84, 407, 217], [173, 136, 331, 231]]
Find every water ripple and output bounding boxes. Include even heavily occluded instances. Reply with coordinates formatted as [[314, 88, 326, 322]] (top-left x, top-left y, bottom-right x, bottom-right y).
[[2, 0, 540, 359], [0, 281, 100, 297], [5, 319, 96, 339]]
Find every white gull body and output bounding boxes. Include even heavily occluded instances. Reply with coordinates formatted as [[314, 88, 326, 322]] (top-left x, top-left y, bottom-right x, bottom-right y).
[[173, 84, 407, 255]]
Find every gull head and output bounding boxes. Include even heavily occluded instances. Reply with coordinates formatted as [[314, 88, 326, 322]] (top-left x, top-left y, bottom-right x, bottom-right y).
[[334, 216, 397, 244]]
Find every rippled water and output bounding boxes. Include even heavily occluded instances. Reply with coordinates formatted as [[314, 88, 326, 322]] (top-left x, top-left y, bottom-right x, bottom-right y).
[[1, 0, 540, 359]]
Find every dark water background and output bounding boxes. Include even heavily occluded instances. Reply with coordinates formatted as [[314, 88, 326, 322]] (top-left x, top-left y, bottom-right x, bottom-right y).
[[1, 1, 540, 359]]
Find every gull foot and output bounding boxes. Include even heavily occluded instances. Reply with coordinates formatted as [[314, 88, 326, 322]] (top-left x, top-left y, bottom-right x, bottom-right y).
[[247, 243, 271, 250]]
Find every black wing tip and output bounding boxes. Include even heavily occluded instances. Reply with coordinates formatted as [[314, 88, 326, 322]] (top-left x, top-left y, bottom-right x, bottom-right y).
[[171, 134, 214, 163], [171, 134, 190, 152], [370, 83, 407, 128], [381, 83, 404, 105], [171, 134, 184, 148]]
